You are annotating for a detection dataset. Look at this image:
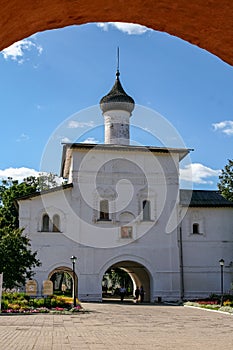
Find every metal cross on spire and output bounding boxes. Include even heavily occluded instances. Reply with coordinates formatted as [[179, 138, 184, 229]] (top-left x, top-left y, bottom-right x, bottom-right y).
[[116, 46, 120, 77]]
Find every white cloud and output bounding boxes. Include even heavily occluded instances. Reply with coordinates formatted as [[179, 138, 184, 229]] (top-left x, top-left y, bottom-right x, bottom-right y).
[[0, 167, 40, 182], [0, 167, 64, 185], [1, 39, 43, 63], [68, 120, 95, 129], [16, 133, 30, 142], [180, 163, 220, 185], [212, 120, 233, 136], [61, 137, 72, 143], [81, 137, 99, 144], [96, 22, 151, 35], [142, 126, 152, 132]]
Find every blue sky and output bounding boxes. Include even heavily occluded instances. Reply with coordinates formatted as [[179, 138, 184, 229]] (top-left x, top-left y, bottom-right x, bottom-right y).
[[0, 22, 232, 189]]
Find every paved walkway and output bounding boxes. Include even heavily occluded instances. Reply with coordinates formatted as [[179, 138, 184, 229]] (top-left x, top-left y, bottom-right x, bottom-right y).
[[0, 303, 233, 349]]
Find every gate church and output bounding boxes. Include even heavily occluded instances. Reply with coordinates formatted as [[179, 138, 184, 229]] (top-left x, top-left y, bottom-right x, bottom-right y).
[[18, 69, 233, 302]]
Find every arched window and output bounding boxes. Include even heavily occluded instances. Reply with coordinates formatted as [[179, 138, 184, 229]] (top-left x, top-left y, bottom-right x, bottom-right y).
[[193, 223, 199, 234], [42, 214, 50, 232], [99, 200, 109, 220], [53, 214, 60, 232], [142, 200, 151, 221]]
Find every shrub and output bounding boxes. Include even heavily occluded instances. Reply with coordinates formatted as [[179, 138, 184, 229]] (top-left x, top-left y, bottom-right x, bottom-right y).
[[43, 297, 52, 308], [219, 306, 233, 313], [8, 303, 20, 310], [223, 300, 233, 307], [0, 299, 9, 310], [33, 298, 45, 308], [50, 295, 74, 308], [200, 304, 220, 311], [18, 299, 29, 307], [184, 302, 200, 307]]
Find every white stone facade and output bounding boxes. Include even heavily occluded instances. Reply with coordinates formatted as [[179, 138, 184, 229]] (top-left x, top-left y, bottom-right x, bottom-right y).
[[17, 73, 233, 302], [180, 206, 233, 299], [18, 144, 233, 302]]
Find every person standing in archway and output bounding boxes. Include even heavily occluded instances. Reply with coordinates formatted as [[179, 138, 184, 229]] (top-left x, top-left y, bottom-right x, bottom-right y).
[[119, 286, 126, 302], [140, 286, 145, 303], [135, 286, 140, 303]]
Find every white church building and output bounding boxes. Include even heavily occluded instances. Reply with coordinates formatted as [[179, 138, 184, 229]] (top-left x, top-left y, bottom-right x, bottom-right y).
[[18, 69, 233, 302]]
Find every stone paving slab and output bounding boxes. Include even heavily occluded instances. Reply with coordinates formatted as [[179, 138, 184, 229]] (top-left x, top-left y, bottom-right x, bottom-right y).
[[0, 303, 233, 349]]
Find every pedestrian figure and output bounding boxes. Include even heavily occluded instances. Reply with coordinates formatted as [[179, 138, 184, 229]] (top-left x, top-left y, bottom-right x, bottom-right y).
[[135, 286, 140, 303], [119, 286, 126, 302], [140, 285, 145, 303]]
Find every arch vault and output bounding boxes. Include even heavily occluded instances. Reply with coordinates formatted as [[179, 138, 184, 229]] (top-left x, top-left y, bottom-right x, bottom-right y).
[[0, 1, 233, 66]]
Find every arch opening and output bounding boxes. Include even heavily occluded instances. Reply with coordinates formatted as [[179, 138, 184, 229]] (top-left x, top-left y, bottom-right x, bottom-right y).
[[102, 260, 151, 303], [0, 2, 233, 65], [48, 266, 78, 297], [42, 213, 50, 232]]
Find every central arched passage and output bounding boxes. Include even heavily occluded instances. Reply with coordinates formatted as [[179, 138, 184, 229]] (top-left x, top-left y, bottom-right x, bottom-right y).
[[102, 260, 151, 302]]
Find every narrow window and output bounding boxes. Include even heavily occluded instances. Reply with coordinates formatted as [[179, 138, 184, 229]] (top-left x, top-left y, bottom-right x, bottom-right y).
[[42, 214, 50, 232], [193, 223, 199, 234], [99, 200, 109, 220], [53, 214, 60, 232], [142, 200, 151, 221]]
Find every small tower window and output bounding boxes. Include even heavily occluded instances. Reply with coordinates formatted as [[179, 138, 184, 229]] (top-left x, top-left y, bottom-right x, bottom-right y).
[[99, 200, 110, 220], [142, 200, 151, 221], [42, 214, 50, 232], [193, 223, 199, 234], [53, 214, 60, 232]]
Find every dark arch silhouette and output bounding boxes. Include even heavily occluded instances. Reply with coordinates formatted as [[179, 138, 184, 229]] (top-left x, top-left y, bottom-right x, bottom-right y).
[[0, 1, 233, 65]]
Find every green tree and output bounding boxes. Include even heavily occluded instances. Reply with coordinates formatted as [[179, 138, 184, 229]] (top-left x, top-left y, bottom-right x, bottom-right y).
[[0, 173, 61, 229], [37, 172, 61, 191], [0, 177, 38, 229], [0, 227, 41, 289], [103, 268, 133, 291], [0, 173, 60, 289], [218, 159, 233, 201]]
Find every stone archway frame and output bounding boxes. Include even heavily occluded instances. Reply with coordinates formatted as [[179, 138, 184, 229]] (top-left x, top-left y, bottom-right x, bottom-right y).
[[48, 265, 78, 296], [99, 255, 154, 302], [0, 1, 233, 66]]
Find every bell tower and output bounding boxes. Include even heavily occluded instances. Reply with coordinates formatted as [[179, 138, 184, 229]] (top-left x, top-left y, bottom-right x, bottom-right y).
[[99, 55, 135, 145]]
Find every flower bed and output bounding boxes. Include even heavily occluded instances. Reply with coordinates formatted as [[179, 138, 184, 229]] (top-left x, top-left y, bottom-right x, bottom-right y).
[[0, 292, 85, 315], [184, 298, 233, 314]]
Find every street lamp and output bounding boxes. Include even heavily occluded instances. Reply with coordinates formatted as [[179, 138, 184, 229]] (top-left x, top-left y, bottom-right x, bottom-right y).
[[219, 258, 224, 306], [70, 255, 77, 307]]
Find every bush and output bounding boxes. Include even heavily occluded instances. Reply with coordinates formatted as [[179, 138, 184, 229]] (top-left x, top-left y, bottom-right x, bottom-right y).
[[0, 299, 9, 310], [32, 298, 45, 308], [223, 299, 233, 307], [51, 296, 72, 308], [2, 292, 29, 302], [219, 306, 233, 313], [2, 292, 30, 309], [184, 301, 200, 307], [43, 297, 52, 308], [8, 303, 20, 310], [200, 304, 220, 311]]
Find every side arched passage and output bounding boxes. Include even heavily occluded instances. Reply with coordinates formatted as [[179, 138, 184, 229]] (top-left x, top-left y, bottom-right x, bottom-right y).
[[48, 266, 78, 297]]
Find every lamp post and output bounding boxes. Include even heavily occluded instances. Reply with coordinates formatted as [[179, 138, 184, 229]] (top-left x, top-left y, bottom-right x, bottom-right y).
[[70, 255, 77, 307], [219, 258, 224, 306]]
